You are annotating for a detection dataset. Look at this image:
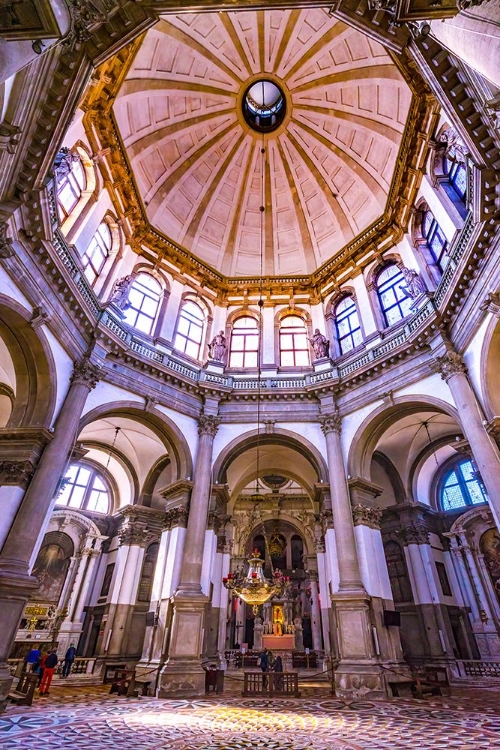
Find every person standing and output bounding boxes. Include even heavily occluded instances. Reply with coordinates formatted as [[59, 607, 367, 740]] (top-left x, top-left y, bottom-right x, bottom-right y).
[[62, 644, 76, 677], [259, 648, 269, 689], [24, 646, 41, 673], [39, 649, 58, 696]]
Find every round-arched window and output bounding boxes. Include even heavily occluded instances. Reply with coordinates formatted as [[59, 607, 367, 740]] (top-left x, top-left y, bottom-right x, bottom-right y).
[[334, 296, 362, 354], [229, 316, 259, 368], [123, 273, 162, 336], [82, 222, 112, 284], [55, 149, 86, 220], [279, 315, 309, 367], [376, 264, 413, 327], [440, 458, 487, 512], [174, 300, 205, 359], [55, 463, 111, 514]]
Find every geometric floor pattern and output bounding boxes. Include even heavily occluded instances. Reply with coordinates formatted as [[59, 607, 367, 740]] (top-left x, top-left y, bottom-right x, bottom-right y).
[[3, 685, 500, 749]]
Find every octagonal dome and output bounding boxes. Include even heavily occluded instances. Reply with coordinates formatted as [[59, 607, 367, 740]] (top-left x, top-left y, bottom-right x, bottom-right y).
[[113, 9, 413, 277]]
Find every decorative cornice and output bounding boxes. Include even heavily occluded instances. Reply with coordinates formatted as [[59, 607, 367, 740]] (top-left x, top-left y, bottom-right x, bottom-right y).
[[70, 358, 101, 390], [433, 350, 467, 382], [198, 414, 220, 438], [319, 411, 342, 436], [65, 0, 107, 47], [398, 521, 430, 545], [352, 504, 383, 530], [0, 459, 35, 488]]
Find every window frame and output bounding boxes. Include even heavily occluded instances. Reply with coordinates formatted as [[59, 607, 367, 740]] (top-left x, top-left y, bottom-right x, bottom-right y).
[[55, 462, 111, 515], [439, 458, 488, 513], [56, 152, 87, 221], [123, 272, 163, 336], [334, 296, 363, 355], [174, 299, 206, 360], [422, 209, 448, 274], [279, 315, 310, 367], [376, 264, 413, 328], [229, 315, 260, 369], [81, 221, 112, 285]]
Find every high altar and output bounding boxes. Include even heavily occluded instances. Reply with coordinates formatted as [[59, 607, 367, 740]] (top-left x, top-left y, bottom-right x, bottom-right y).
[[259, 602, 298, 651], [262, 634, 295, 650]]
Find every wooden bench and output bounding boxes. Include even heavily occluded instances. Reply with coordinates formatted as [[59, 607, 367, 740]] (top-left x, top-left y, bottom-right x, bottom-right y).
[[413, 666, 450, 699], [109, 669, 135, 696], [8, 672, 38, 706], [126, 675, 151, 698], [243, 670, 300, 697]]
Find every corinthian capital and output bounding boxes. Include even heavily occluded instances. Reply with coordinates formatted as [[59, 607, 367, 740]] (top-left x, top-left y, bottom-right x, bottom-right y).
[[0, 459, 35, 488], [70, 358, 101, 390], [319, 411, 342, 436], [352, 504, 383, 530], [398, 522, 430, 546], [198, 414, 220, 438], [434, 351, 466, 382]]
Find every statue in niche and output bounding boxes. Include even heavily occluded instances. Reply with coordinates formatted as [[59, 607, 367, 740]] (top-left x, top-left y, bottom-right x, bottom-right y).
[[208, 331, 227, 362], [309, 329, 329, 359], [439, 127, 468, 165], [109, 274, 134, 310], [398, 264, 426, 300], [480, 528, 500, 603]]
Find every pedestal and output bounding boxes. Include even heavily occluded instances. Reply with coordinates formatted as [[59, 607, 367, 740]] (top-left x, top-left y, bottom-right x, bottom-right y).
[[158, 593, 208, 696]]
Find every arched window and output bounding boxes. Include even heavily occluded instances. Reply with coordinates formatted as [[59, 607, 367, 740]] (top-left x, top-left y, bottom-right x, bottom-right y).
[[422, 210, 448, 274], [123, 273, 162, 336], [55, 463, 110, 514], [82, 222, 112, 284], [229, 316, 259, 368], [174, 300, 205, 359], [55, 149, 86, 221], [444, 156, 467, 203], [377, 264, 412, 327], [334, 296, 362, 354], [279, 315, 309, 367], [440, 458, 488, 512]]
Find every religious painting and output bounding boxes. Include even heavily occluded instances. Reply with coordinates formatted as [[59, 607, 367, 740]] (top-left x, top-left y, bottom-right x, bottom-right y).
[[100, 563, 115, 598], [32, 537, 72, 603], [480, 528, 500, 603]]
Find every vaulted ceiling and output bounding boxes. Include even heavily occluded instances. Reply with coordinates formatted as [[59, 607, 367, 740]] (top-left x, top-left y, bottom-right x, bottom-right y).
[[112, 8, 413, 278]]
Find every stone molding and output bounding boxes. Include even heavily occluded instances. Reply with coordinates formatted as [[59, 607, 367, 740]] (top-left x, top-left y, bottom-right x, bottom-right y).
[[352, 504, 383, 530], [0, 459, 35, 488], [398, 521, 430, 545], [118, 523, 149, 548], [197, 414, 220, 438], [70, 358, 101, 390], [319, 412, 342, 436], [433, 350, 467, 382]]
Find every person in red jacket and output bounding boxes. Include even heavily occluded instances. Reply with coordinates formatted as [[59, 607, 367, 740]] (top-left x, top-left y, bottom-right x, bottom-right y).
[[39, 649, 58, 696]]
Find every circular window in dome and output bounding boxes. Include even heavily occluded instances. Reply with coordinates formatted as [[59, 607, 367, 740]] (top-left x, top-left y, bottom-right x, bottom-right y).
[[243, 80, 286, 133]]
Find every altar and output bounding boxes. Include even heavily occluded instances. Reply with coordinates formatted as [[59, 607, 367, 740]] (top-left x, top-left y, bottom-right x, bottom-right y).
[[262, 634, 295, 650]]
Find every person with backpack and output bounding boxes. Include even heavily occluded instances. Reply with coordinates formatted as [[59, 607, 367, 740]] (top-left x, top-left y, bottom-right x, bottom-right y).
[[24, 646, 41, 673], [39, 649, 58, 696], [62, 644, 76, 677]]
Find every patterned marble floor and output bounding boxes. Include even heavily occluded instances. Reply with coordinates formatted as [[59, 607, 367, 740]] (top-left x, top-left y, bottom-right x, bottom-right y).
[[2, 684, 500, 749]]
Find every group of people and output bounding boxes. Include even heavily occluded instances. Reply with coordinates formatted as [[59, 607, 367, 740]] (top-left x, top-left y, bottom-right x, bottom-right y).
[[258, 649, 284, 689], [22, 644, 77, 697]]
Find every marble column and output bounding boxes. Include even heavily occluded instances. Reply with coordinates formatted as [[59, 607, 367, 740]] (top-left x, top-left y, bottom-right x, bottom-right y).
[[159, 414, 219, 696], [0, 357, 100, 711], [435, 350, 500, 525], [319, 412, 381, 698]]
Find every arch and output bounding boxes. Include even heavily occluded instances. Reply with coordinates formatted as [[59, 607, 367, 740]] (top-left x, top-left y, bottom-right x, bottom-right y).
[[480, 310, 500, 419], [372, 451, 407, 504], [141, 454, 172, 508], [0, 295, 56, 427], [66, 442, 137, 511], [347, 396, 461, 481], [78, 401, 193, 481], [243, 514, 315, 557], [213, 427, 328, 487]]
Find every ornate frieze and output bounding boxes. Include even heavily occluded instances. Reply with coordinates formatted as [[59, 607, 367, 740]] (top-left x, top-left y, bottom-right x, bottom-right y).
[[352, 504, 383, 530], [70, 358, 101, 390], [398, 522, 430, 545], [0, 459, 35, 487], [319, 412, 342, 436], [197, 414, 220, 438], [65, 0, 107, 47], [433, 350, 467, 382]]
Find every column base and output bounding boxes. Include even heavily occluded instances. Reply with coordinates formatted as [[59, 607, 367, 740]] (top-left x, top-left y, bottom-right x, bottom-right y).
[[158, 659, 206, 697], [334, 662, 385, 699]]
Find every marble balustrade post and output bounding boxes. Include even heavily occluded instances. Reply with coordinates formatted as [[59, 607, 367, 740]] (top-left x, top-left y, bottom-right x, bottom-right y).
[[0, 357, 100, 711], [435, 351, 500, 525]]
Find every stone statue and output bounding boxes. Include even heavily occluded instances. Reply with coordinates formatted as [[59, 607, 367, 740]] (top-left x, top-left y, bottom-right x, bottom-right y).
[[309, 329, 329, 359], [109, 274, 134, 310], [208, 331, 227, 362], [398, 265, 426, 300], [439, 127, 468, 165]]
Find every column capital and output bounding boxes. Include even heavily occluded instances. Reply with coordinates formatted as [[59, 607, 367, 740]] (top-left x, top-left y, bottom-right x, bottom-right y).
[[319, 411, 342, 435], [164, 505, 189, 530], [118, 522, 149, 548], [70, 358, 101, 390], [0, 459, 35, 488], [197, 414, 220, 437], [352, 504, 383, 530], [397, 521, 430, 545], [433, 350, 467, 382]]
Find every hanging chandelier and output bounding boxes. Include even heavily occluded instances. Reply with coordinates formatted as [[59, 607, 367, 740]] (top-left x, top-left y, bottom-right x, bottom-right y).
[[223, 550, 289, 614]]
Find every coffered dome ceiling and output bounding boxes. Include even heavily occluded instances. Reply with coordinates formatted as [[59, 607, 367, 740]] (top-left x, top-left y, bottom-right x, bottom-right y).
[[113, 9, 413, 278]]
